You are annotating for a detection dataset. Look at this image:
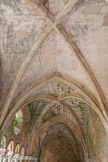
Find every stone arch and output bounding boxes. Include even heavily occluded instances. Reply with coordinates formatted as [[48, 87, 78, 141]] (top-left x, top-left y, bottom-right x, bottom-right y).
[[39, 122, 83, 161], [7, 140, 14, 151], [1, 77, 107, 136], [28, 98, 85, 137], [14, 144, 20, 154], [20, 147, 25, 156], [0, 136, 6, 149], [27, 115, 88, 161], [14, 109, 23, 135]]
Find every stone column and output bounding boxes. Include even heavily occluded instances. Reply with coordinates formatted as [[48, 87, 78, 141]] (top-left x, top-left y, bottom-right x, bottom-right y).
[[0, 149, 8, 162], [7, 156, 11, 162], [13, 154, 20, 162], [85, 153, 90, 162], [19, 156, 23, 162], [3, 156, 6, 162], [0, 155, 3, 162], [7, 151, 14, 162]]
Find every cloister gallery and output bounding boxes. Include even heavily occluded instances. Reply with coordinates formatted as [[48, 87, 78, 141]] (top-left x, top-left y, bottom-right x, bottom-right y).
[[0, 0, 108, 162]]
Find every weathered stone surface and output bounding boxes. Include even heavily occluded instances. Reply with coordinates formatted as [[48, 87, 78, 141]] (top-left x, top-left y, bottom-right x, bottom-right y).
[[82, 3, 101, 15], [61, 0, 108, 105], [103, 15, 108, 26], [0, 0, 108, 161]]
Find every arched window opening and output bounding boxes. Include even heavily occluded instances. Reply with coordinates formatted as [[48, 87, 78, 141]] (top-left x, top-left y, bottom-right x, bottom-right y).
[[7, 140, 14, 151], [33, 144, 40, 159], [20, 147, 24, 156], [0, 136, 6, 149], [15, 144, 20, 154], [14, 110, 23, 135]]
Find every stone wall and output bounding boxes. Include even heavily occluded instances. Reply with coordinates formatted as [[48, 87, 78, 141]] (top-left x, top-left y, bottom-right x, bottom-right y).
[[86, 108, 108, 162]]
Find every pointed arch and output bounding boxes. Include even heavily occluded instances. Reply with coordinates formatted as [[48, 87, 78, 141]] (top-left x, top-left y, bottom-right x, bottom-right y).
[[27, 115, 88, 161], [1, 76, 108, 135], [15, 144, 20, 154], [20, 147, 25, 156], [0, 136, 6, 149], [7, 140, 14, 151]]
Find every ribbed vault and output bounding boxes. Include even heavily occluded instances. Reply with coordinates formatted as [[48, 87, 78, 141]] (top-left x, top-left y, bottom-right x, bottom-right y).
[[0, 0, 108, 162]]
